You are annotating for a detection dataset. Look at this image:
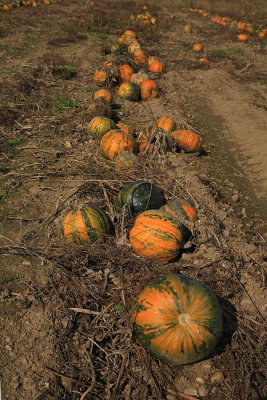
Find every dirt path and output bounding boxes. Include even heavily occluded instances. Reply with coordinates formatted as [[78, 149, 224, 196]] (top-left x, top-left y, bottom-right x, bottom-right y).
[[0, 1, 266, 400]]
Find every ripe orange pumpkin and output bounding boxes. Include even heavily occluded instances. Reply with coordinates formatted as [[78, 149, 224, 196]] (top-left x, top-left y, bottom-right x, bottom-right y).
[[258, 29, 267, 38], [199, 57, 209, 64], [157, 117, 176, 133], [193, 43, 203, 52], [116, 122, 134, 136], [93, 69, 108, 86], [118, 82, 141, 101], [171, 130, 202, 152], [62, 206, 113, 244], [137, 125, 173, 154], [119, 64, 134, 82], [160, 198, 198, 224], [87, 116, 116, 139], [140, 80, 159, 100], [100, 129, 137, 160], [149, 61, 165, 73], [118, 30, 136, 45], [134, 54, 147, 65], [92, 89, 112, 104], [131, 71, 149, 85], [114, 151, 138, 169], [237, 33, 248, 41], [131, 273, 222, 365], [129, 210, 188, 261]]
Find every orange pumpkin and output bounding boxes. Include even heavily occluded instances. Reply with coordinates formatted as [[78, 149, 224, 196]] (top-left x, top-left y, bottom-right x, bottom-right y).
[[119, 64, 134, 82], [118, 30, 136, 45], [171, 130, 202, 152], [193, 43, 203, 52], [92, 89, 112, 104], [129, 210, 188, 261], [137, 125, 173, 154], [93, 69, 108, 86], [100, 129, 137, 160], [149, 61, 165, 73], [116, 122, 134, 136], [134, 54, 147, 65], [131, 273, 222, 365], [258, 29, 267, 38], [118, 82, 141, 101], [157, 117, 176, 133], [131, 71, 149, 85], [237, 33, 248, 41], [140, 80, 159, 100], [182, 24, 192, 32], [199, 57, 209, 64], [133, 49, 145, 58]]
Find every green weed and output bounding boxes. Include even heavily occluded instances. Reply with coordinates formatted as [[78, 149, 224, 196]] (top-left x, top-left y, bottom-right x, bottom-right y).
[[52, 97, 82, 112]]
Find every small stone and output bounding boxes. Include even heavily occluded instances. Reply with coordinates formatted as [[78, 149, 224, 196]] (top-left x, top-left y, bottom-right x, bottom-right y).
[[202, 360, 212, 371], [196, 377, 205, 384], [211, 371, 224, 384], [241, 208, 247, 217], [183, 387, 198, 396], [231, 194, 239, 202], [5, 345, 13, 352], [22, 260, 31, 267], [64, 140, 72, 149], [198, 386, 208, 397]]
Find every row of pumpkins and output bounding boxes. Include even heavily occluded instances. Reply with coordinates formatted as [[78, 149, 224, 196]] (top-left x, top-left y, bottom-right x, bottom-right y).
[[63, 28, 222, 367], [1, 0, 60, 9], [188, 7, 267, 38], [62, 180, 223, 366]]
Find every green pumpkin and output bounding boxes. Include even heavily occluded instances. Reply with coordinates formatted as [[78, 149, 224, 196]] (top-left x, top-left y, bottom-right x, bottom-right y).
[[116, 180, 166, 217], [160, 198, 198, 224], [87, 116, 116, 139]]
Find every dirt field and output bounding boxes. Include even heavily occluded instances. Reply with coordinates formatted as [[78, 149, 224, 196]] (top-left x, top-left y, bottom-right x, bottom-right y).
[[0, 0, 266, 399]]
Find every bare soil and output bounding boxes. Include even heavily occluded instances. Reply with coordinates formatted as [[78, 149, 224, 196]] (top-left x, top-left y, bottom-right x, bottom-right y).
[[0, 1, 266, 400]]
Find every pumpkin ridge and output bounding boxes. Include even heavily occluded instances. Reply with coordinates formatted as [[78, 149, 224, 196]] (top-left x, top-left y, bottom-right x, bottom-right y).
[[80, 208, 99, 242]]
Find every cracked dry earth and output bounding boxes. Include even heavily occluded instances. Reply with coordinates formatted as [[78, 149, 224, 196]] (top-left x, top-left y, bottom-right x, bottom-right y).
[[0, 1, 266, 399]]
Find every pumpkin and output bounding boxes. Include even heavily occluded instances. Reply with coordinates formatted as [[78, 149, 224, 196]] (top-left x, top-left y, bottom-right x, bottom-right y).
[[199, 57, 209, 64], [119, 64, 134, 82], [258, 29, 267, 38], [131, 273, 222, 365], [133, 48, 145, 58], [116, 180, 165, 217], [100, 129, 137, 160], [129, 210, 188, 260], [171, 130, 202, 152], [157, 117, 176, 133], [116, 122, 134, 136], [151, 17, 157, 24], [147, 56, 159, 67], [193, 43, 203, 52], [134, 54, 147, 65], [87, 116, 116, 139], [182, 24, 192, 32], [118, 82, 141, 101], [131, 71, 149, 85], [128, 40, 141, 54], [93, 69, 108, 86], [118, 30, 136, 45], [140, 80, 159, 100], [62, 206, 113, 244], [137, 125, 173, 154], [149, 61, 165, 73], [237, 33, 248, 41], [92, 89, 112, 104], [160, 198, 198, 224], [114, 151, 139, 169]]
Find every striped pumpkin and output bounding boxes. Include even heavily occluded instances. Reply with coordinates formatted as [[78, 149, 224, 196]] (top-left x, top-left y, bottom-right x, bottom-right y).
[[114, 151, 139, 169], [171, 130, 202, 152], [137, 125, 173, 154], [147, 56, 159, 67], [149, 61, 165, 73], [119, 64, 134, 82], [87, 116, 116, 139], [160, 199, 198, 224], [140, 80, 159, 100], [93, 69, 108, 86], [100, 129, 137, 160], [116, 122, 134, 136], [157, 117, 176, 133], [129, 210, 188, 261], [116, 180, 165, 217], [62, 206, 113, 244], [131, 273, 222, 365], [92, 89, 112, 104], [118, 82, 141, 101]]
